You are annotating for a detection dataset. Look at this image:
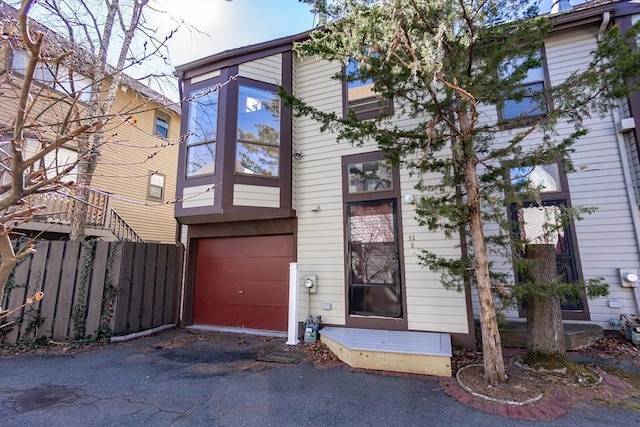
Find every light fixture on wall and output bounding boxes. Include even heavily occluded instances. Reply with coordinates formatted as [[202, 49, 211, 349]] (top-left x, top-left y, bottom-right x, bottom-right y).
[[403, 193, 415, 204]]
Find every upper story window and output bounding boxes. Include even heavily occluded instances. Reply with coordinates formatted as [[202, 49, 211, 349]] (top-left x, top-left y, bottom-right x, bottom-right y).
[[344, 59, 392, 120], [186, 86, 218, 177], [235, 84, 280, 177], [499, 52, 547, 122], [11, 50, 92, 102], [154, 112, 170, 138]]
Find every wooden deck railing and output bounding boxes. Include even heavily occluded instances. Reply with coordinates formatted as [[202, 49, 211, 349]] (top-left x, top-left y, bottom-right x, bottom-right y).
[[26, 189, 144, 242], [28, 188, 109, 227]]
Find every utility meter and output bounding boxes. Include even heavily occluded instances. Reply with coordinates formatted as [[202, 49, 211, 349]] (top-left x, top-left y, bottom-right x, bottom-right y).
[[303, 274, 317, 293]]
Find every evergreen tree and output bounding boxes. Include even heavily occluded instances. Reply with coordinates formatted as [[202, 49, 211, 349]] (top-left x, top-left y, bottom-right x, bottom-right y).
[[284, 0, 640, 384]]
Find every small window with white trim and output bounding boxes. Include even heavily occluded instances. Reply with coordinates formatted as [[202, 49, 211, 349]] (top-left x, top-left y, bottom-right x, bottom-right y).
[[148, 172, 166, 201]]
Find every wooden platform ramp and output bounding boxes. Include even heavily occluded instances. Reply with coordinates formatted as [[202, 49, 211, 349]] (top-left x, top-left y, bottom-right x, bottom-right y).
[[320, 327, 453, 377]]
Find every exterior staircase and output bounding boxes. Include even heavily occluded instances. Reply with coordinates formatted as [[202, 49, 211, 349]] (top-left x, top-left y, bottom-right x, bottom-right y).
[[320, 327, 453, 377], [21, 189, 143, 242]]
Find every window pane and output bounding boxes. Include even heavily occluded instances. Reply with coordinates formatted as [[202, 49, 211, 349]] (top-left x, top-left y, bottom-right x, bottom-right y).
[[236, 142, 279, 176], [188, 88, 218, 144], [187, 142, 215, 177], [155, 116, 169, 138], [237, 85, 280, 144], [348, 160, 392, 193], [347, 201, 402, 318], [501, 82, 545, 120], [510, 164, 561, 193]]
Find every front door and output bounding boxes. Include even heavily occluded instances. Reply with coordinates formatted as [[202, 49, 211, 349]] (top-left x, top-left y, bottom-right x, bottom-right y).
[[347, 200, 404, 323], [513, 201, 588, 319]]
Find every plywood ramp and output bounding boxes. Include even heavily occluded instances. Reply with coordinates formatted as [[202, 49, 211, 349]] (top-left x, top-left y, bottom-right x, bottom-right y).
[[320, 327, 452, 377]]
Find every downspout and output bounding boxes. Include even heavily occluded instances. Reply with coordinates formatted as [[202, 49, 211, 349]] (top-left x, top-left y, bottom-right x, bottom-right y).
[[175, 70, 187, 326], [602, 10, 640, 315], [611, 109, 640, 315]]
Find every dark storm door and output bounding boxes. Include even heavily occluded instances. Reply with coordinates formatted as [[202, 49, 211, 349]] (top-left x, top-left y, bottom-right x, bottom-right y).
[[347, 200, 403, 318], [512, 200, 587, 316]]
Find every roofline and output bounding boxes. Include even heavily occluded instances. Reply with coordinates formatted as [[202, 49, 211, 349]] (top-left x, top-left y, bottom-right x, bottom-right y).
[[175, 0, 640, 76], [174, 29, 311, 76]]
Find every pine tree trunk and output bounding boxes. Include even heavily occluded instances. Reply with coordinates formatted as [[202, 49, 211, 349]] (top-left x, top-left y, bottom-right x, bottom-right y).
[[461, 157, 505, 384], [524, 244, 565, 356]]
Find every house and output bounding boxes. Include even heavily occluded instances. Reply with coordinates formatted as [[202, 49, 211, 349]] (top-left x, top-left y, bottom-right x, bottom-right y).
[[174, 0, 640, 375], [0, 1, 179, 243]]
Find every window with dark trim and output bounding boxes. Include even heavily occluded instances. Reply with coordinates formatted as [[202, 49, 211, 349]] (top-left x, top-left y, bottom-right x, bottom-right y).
[[508, 160, 588, 318], [498, 52, 548, 122], [235, 84, 280, 177], [344, 59, 392, 120], [147, 172, 165, 201], [185, 85, 218, 178], [342, 152, 404, 321], [154, 111, 170, 138]]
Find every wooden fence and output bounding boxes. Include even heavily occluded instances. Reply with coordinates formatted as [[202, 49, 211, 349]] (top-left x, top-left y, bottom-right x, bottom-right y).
[[1, 241, 182, 345]]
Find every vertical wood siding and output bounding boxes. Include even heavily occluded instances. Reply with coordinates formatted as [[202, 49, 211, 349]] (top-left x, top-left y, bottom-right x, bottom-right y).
[[1, 241, 181, 345]]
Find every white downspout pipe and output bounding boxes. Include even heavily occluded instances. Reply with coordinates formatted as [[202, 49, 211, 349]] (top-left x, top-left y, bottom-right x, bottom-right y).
[[287, 262, 300, 345]]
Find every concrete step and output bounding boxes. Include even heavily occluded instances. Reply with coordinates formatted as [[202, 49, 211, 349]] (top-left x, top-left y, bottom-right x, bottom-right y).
[[320, 327, 453, 377]]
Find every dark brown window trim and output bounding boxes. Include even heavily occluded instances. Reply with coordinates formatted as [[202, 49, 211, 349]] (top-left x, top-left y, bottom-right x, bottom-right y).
[[341, 66, 394, 121], [496, 46, 553, 128], [507, 160, 589, 321], [341, 151, 408, 331]]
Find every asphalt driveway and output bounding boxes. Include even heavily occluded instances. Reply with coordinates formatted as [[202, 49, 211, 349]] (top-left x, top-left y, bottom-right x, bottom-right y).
[[0, 328, 638, 426]]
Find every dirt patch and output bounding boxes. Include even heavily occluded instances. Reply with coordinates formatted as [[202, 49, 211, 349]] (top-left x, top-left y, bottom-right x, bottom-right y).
[[452, 334, 640, 406]]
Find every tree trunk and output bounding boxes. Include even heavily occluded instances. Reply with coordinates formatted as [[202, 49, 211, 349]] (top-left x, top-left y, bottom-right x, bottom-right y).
[[524, 244, 565, 356]]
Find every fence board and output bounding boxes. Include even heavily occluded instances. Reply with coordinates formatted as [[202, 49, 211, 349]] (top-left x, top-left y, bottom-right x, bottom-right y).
[[4, 247, 33, 344], [114, 243, 134, 334], [128, 243, 147, 333], [2, 241, 182, 345], [85, 243, 109, 338], [53, 241, 81, 339], [40, 241, 64, 337], [141, 244, 157, 329], [164, 244, 178, 325], [17, 242, 49, 341], [153, 245, 168, 326]]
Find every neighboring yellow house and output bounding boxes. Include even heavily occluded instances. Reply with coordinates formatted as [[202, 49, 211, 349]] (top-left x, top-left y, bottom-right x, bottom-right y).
[[0, 1, 179, 243]]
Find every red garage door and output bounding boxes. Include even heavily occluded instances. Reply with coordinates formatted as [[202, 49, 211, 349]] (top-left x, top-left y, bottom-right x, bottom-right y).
[[193, 235, 294, 332]]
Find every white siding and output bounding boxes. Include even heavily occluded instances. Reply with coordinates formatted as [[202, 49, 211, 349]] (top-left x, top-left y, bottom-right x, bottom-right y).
[[233, 184, 280, 207], [473, 27, 640, 329], [239, 54, 282, 84], [295, 57, 468, 333], [191, 69, 221, 85], [182, 185, 215, 209]]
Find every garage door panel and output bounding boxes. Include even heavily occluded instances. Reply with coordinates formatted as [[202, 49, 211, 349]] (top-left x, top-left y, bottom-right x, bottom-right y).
[[193, 234, 294, 332], [197, 235, 293, 258]]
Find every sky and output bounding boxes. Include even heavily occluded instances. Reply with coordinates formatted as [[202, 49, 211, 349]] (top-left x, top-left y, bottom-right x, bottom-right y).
[[155, 0, 317, 68]]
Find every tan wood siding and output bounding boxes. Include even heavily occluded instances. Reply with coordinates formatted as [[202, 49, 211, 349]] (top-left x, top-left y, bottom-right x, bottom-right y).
[[239, 54, 282, 84], [233, 184, 280, 208], [191, 69, 221, 85], [295, 57, 468, 333], [182, 185, 215, 209], [91, 84, 179, 243], [473, 27, 640, 329]]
